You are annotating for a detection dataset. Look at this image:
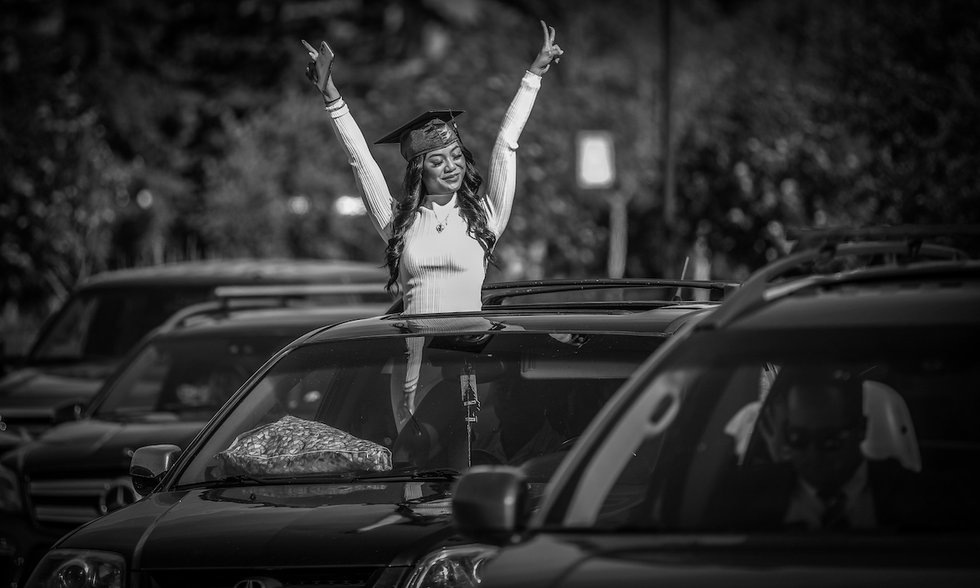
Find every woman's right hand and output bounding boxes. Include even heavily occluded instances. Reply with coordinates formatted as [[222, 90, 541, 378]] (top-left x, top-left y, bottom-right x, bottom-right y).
[[528, 20, 563, 76], [302, 39, 338, 100]]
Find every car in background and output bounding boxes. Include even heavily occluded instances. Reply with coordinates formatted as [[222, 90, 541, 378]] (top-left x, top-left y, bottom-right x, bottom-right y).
[[19, 278, 736, 588], [452, 232, 980, 588], [0, 258, 389, 442], [0, 297, 388, 586]]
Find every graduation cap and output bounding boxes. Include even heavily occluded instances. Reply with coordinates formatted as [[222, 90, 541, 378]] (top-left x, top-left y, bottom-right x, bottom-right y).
[[375, 109, 465, 161]]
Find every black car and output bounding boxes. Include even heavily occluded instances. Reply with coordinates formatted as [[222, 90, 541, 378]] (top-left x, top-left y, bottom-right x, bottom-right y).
[[0, 259, 388, 444], [453, 237, 980, 588], [19, 279, 733, 588], [0, 301, 387, 587]]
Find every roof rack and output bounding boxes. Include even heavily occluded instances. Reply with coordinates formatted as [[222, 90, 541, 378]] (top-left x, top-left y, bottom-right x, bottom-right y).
[[160, 283, 389, 332], [212, 283, 389, 301], [480, 278, 739, 306], [700, 241, 979, 330], [788, 224, 979, 254]]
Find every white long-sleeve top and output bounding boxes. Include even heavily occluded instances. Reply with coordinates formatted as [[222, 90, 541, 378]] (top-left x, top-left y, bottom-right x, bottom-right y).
[[325, 71, 542, 314]]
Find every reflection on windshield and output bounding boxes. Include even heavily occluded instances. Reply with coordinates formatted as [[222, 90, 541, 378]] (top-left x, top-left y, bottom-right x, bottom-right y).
[[582, 327, 980, 535], [94, 335, 289, 421], [176, 332, 664, 487]]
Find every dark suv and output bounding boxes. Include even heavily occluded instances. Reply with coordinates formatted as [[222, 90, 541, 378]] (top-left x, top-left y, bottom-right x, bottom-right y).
[[0, 297, 388, 586], [0, 259, 388, 444], [19, 279, 734, 588], [453, 236, 980, 588]]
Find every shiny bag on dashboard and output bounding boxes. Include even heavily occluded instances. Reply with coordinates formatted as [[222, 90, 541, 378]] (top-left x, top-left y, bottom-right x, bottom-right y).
[[217, 415, 392, 475]]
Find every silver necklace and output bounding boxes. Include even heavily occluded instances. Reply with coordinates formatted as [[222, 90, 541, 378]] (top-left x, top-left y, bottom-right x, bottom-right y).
[[432, 203, 453, 233]]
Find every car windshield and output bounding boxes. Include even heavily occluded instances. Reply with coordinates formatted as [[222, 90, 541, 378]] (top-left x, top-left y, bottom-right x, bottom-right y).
[[31, 286, 213, 361], [93, 335, 292, 422], [175, 331, 664, 487], [567, 325, 980, 535]]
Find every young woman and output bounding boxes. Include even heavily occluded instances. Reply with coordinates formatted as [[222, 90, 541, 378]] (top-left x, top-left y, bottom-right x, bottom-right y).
[[303, 20, 563, 314]]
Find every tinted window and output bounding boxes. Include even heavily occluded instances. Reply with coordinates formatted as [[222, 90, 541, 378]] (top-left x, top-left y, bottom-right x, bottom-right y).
[[578, 327, 980, 534], [93, 335, 292, 422], [32, 287, 213, 361]]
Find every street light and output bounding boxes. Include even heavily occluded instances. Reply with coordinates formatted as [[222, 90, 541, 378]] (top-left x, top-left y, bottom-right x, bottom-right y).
[[576, 131, 615, 190], [576, 131, 627, 278]]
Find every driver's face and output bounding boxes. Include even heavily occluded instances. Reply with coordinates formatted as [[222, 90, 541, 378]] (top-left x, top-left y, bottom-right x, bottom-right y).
[[785, 384, 866, 494]]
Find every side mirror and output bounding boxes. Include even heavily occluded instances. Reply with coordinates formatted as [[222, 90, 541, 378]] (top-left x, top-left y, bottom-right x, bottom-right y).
[[52, 402, 85, 424], [130, 444, 182, 496], [452, 465, 529, 546]]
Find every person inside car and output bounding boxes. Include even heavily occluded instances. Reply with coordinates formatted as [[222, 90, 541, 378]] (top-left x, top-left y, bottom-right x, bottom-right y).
[[769, 368, 876, 529], [722, 367, 930, 531]]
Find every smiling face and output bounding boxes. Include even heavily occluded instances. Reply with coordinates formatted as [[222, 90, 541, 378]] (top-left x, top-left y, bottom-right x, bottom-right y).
[[421, 143, 464, 196]]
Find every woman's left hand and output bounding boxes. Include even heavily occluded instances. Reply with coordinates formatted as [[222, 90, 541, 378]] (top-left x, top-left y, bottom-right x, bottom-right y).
[[528, 20, 563, 76], [302, 38, 336, 96]]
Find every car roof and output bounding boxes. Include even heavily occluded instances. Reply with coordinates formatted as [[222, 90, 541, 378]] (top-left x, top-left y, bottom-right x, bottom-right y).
[[77, 258, 387, 289], [153, 304, 391, 340], [295, 303, 721, 345]]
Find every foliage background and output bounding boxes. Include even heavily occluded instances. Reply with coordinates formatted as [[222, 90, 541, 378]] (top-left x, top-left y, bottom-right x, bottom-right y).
[[2, 0, 979, 347]]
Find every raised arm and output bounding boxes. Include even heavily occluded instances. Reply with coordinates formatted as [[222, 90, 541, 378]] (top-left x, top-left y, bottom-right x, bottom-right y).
[[304, 39, 394, 238], [484, 21, 564, 237]]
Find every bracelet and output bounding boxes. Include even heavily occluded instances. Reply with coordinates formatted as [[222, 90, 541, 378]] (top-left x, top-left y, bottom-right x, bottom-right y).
[[322, 93, 342, 108]]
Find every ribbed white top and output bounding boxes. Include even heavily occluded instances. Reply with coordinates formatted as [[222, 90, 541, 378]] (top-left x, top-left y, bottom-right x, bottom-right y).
[[326, 72, 542, 314]]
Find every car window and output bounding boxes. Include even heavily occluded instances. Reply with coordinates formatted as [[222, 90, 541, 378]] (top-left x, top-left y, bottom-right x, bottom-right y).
[[175, 332, 664, 487], [32, 286, 213, 361], [563, 326, 980, 535], [93, 335, 292, 421]]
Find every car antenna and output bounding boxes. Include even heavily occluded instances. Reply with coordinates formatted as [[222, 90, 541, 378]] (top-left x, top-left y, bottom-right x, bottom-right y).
[[672, 256, 691, 301]]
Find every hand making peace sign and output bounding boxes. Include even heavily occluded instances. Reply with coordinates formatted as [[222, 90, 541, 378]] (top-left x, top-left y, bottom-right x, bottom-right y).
[[529, 20, 564, 76]]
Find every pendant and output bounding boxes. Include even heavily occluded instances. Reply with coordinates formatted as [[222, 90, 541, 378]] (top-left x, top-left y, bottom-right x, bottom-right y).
[[436, 223, 445, 233]]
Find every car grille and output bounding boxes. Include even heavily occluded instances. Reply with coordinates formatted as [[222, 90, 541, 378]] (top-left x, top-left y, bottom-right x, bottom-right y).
[[28, 476, 138, 526], [140, 566, 400, 588]]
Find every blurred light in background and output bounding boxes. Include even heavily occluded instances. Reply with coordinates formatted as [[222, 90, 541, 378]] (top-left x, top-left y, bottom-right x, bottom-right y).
[[334, 195, 366, 216], [576, 131, 616, 190], [288, 195, 311, 216], [136, 189, 154, 210]]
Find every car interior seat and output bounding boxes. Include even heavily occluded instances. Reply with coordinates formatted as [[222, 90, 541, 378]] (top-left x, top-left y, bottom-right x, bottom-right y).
[[861, 380, 922, 472]]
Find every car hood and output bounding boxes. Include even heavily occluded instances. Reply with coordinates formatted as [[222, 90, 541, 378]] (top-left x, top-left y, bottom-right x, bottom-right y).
[[482, 534, 980, 588], [0, 364, 111, 407], [60, 481, 456, 569], [12, 419, 205, 475]]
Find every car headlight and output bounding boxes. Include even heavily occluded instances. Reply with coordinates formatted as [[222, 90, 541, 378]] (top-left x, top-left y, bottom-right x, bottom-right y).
[[25, 549, 125, 588], [0, 463, 22, 513], [405, 544, 499, 588]]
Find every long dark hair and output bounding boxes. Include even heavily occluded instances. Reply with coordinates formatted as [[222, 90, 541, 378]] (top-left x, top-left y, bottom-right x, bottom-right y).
[[383, 143, 496, 293]]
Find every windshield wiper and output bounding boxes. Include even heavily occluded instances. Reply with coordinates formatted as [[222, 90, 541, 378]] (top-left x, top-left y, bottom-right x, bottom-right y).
[[179, 471, 363, 490], [411, 467, 460, 480], [178, 473, 274, 490], [353, 467, 460, 482]]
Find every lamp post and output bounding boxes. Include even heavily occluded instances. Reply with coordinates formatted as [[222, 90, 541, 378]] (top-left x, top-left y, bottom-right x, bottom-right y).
[[576, 131, 627, 278]]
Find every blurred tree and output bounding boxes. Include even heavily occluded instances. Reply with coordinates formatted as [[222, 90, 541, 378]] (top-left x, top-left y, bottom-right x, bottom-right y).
[[631, 0, 980, 279], [3, 0, 979, 330]]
